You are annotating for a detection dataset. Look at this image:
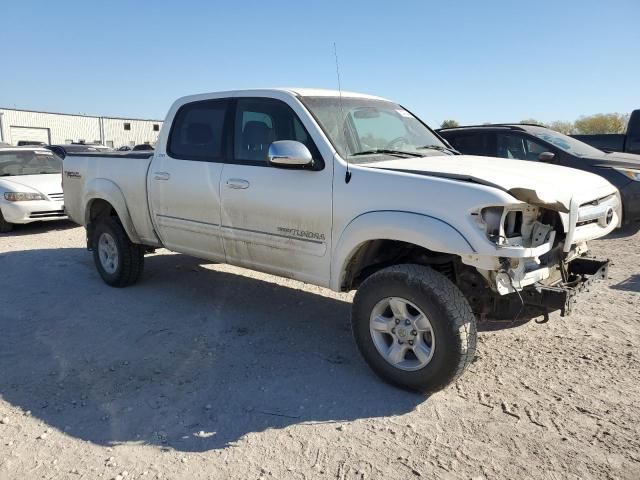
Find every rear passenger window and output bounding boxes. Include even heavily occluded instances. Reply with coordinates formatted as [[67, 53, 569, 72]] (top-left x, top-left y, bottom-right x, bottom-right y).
[[234, 98, 320, 165], [168, 100, 228, 161]]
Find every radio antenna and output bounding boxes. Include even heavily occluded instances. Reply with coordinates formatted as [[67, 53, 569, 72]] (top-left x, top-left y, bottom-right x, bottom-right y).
[[334, 42, 351, 183]]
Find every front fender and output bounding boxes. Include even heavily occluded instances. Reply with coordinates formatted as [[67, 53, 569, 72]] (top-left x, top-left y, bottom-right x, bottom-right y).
[[330, 210, 476, 291], [84, 178, 141, 244]]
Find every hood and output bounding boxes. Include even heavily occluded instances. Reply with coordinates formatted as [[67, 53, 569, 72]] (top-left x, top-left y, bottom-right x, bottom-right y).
[[366, 155, 617, 212], [584, 151, 640, 169], [0, 173, 63, 196]]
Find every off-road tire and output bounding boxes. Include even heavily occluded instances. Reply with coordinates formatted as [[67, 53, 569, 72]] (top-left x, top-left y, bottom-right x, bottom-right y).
[[352, 264, 477, 393], [91, 217, 145, 287], [0, 211, 13, 233]]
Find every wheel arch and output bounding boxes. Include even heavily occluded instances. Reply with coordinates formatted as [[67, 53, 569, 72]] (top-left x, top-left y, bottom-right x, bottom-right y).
[[331, 211, 476, 291], [84, 178, 141, 244]]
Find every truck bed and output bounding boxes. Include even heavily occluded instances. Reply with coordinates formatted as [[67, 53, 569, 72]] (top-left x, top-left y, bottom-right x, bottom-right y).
[[62, 151, 159, 245], [571, 134, 626, 152]]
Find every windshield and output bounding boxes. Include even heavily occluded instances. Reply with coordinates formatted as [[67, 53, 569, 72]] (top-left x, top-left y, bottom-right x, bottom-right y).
[[300, 96, 450, 162], [0, 150, 62, 176], [528, 126, 604, 157]]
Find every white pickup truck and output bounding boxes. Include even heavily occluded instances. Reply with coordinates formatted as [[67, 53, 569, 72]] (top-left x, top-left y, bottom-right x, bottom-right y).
[[63, 88, 620, 392]]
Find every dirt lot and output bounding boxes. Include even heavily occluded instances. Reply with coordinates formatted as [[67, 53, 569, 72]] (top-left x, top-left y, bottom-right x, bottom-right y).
[[0, 221, 638, 480]]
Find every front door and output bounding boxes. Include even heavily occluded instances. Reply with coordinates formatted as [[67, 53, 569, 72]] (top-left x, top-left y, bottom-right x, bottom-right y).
[[148, 98, 230, 261], [220, 97, 333, 286]]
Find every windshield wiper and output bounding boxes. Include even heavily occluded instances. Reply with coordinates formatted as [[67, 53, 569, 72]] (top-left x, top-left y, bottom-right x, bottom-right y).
[[417, 145, 459, 155], [350, 149, 423, 158]]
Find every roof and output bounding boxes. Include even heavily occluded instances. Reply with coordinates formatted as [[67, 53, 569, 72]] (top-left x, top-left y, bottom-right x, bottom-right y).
[[438, 123, 545, 133], [280, 88, 388, 101], [175, 88, 390, 105]]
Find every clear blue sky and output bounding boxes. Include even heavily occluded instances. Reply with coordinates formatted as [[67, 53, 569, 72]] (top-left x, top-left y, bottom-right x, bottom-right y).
[[1, 0, 638, 125]]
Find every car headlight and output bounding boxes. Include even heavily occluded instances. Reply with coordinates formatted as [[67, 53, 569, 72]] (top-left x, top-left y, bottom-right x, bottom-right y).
[[4, 192, 46, 202], [479, 206, 524, 241], [614, 167, 640, 182]]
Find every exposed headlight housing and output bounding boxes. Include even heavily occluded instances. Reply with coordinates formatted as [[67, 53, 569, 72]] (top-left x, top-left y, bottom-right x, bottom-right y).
[[480, 206, 524, 241], [614, 167, 640, 182], [4, 192, 46, 202], [477, 205, 554, 248]]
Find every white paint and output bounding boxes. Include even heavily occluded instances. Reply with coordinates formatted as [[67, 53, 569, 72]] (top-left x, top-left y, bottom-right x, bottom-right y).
[[0, 148, 65, 224], [62, 89, 620, 295]]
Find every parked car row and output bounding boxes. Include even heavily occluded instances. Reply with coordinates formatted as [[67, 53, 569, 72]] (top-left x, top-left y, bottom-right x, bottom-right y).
[[45, 143, 112, 159]]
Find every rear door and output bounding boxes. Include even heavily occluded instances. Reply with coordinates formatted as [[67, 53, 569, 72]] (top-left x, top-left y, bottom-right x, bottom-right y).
[[219, 97, 333, 286], [147, 98, 230, 261]]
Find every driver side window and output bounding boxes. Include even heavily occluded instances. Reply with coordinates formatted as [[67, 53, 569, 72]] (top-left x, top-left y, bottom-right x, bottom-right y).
[[233, 98, 319, 165], [496, 133, 549, 161]]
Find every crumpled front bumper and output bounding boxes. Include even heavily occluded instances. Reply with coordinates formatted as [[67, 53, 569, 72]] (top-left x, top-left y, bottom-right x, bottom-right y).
[[518, 257, 609, 316], [492, 257, 609, 319]]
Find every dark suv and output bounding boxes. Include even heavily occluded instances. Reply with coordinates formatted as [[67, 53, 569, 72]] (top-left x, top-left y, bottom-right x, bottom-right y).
[[438, 124, 640, 227]]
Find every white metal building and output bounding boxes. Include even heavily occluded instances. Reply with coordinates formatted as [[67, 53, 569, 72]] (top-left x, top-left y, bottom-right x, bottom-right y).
[[0, 108, 163, 148]]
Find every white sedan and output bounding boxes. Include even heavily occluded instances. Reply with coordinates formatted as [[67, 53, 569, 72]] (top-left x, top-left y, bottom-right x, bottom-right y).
[[0, 147, 66, 232]]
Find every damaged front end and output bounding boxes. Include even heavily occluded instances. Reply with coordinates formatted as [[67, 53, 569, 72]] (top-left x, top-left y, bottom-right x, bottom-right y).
[[460, 195, 616, 320]]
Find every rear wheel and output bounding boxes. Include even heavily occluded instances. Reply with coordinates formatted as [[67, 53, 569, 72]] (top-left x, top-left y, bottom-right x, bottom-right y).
[[91, 217, 145, 287], [0, 210, 13, 233], [352, 264, 477, 393]]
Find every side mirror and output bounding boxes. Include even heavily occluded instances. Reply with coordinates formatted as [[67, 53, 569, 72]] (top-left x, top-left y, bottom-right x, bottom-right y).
[[268, 140, 314, 168], [538, 151, 555, 162]]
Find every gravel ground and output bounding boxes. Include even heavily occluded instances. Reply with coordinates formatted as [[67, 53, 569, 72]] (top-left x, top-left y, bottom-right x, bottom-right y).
[[0, 221, 638, 480]]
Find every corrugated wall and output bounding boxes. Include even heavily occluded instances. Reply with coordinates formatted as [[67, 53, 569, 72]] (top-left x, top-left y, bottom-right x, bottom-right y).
[[102, 117, 162, 148], [0, 108, 162, 147]]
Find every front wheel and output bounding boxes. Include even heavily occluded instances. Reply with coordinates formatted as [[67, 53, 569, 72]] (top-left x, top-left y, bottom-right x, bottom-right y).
[[352, 264, 477, 393], [91, 217, 145, 287], [0, 210, 14, 233]]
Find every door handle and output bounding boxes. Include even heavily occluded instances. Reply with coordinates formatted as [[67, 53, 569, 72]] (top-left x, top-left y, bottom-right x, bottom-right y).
[[226, 178, 250, 189], [154, 172, 170, 181]]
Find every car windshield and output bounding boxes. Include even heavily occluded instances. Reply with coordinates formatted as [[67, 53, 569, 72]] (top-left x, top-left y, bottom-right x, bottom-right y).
[[527, 126, 604, 157], [0, 150, 62, 176], [300, 96, 450, 162]]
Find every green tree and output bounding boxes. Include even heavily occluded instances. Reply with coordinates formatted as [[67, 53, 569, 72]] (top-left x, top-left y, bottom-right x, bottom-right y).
[[520, 119, 547, 127], [440, 119, 459, 128], [547, 120, 575, 135], [573, 113, 629, 134]]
